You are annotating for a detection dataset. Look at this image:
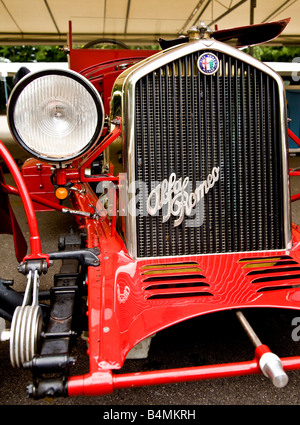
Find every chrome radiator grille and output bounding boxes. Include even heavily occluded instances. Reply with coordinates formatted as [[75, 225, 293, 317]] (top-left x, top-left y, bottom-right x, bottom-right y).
[[134, 51, 285, 258]]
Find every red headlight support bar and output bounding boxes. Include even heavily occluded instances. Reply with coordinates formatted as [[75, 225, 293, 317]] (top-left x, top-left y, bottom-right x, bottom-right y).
[[0, 140, 49, 266], [79, 125, 121, 183]]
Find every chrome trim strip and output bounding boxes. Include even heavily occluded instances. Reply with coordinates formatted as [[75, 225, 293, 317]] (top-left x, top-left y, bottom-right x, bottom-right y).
[[111, 38, 291, 259], [133, 248, 294, 263]]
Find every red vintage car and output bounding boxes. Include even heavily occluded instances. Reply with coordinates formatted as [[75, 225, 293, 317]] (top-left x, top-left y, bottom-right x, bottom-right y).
[[1, 18, 300, 399]]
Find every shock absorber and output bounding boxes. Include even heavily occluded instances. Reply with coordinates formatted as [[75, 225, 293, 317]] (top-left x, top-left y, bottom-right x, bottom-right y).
[[236, 310, 289, 388]]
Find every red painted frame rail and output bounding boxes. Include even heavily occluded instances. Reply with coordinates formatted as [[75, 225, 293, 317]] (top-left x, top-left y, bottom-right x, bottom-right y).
[[67, 344, 300, 396]]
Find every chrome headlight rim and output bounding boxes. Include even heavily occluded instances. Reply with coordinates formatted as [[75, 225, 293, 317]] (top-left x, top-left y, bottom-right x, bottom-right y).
[[7, 68, 104, 163]]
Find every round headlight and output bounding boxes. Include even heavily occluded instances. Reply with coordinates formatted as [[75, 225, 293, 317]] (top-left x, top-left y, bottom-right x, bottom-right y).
[[7, 69, 104, 163]]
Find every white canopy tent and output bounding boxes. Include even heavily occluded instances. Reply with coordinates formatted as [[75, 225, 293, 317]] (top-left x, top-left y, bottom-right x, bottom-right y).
[[0, 0, 299, 46]]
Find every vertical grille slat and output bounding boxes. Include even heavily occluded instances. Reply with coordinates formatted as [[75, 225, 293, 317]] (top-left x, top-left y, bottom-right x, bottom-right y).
[[215, 61, 223, 253], [240, 61, 250, 251], [134, 51, 285, 258], [265, 76, 273, 249], [253, 68, 261, 250]]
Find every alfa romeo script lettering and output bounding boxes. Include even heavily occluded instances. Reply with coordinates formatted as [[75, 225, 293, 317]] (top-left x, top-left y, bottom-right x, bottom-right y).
[[147, 167, 220, 227]]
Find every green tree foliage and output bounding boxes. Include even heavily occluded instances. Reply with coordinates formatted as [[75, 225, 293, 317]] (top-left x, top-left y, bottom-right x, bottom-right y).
[[0, 45, 67, 62], [248, 46, 300, 62], [1, 44, 300, 63]]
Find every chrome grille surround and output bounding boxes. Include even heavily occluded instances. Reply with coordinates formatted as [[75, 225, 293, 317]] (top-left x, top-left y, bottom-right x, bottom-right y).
[[110, 39, 291, 259]]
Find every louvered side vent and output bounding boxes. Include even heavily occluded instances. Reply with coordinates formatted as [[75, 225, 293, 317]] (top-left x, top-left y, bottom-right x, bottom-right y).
[[239, 256, 300, 292], [141, 262, 212, 300], [134, 51, 285, 258]]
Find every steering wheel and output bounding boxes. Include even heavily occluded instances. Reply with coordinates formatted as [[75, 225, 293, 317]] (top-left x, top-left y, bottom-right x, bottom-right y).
[[83, 38, 130, 49]]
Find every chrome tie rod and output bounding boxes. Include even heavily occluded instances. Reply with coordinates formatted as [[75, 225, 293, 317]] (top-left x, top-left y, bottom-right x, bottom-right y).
[[236, 310, 289, 388]]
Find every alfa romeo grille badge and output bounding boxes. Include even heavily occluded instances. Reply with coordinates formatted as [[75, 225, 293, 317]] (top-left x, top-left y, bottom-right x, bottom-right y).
[[197, 53, 219, 75]]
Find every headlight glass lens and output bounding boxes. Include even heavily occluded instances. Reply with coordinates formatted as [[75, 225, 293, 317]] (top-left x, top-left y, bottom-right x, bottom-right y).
[[8, 70, 103, 162]]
